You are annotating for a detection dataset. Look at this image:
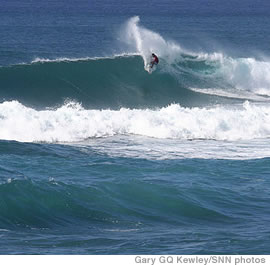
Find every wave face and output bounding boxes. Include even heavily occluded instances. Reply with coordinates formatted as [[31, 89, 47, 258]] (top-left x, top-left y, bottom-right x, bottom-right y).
[[0, 55, 200, 109], [1, 16, 270, 110], [0, 153, 269, 254], [1, 53, 270, 110], [0, 177, 229, 229], [0, 155, 268, 230]]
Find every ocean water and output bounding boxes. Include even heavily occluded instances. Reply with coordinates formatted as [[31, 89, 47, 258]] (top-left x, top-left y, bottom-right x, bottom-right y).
[[0, 0, 270, 254]]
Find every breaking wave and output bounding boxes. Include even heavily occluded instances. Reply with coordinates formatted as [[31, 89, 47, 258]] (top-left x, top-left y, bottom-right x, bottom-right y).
[[1, 17, 270, 143], [1, 100, 270, 142], [1, 16, 270, 110]]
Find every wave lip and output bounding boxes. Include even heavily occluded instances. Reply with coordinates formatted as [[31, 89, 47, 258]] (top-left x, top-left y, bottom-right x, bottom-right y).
[[1, 100, 270, 143], [122, 16, 183, 68], [30, 52, 140, 64]]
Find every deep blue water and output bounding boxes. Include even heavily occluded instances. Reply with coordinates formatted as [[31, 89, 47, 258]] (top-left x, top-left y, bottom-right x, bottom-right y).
[[0, 0, 270, 254]]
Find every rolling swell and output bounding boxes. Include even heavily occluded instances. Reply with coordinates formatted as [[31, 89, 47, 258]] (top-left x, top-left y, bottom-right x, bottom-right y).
[[0, 177, 231, 229], [0, 55, 203, 109]]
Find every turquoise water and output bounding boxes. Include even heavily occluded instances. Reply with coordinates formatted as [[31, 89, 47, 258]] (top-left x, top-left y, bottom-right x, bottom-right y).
[[1, 140, 270, 254], [1, 0, 270, 254]]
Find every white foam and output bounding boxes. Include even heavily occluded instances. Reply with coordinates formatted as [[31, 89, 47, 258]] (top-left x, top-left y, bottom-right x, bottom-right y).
[[196, 52, 226, 62], [121, 17, 270, 98], [30, 53, 139, 64], [122, 16, 182, 68], [77, 136, 270, 161], [218, 57, 270, 95], [1, 101, 270, 143], [196, 53, 270, 95], [31, 57, 92, 63], [189, 87, 270, 101]]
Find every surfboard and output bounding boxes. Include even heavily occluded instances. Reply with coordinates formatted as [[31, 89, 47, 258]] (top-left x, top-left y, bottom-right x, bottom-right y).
[[145, 64, 156, 74]]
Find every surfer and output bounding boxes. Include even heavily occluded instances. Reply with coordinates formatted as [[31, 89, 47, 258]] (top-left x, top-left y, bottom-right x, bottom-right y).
[[150, 53, 159, 68]]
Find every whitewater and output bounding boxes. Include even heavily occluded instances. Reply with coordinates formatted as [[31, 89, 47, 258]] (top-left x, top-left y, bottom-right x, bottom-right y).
[[1, 100, 270, 142]]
